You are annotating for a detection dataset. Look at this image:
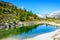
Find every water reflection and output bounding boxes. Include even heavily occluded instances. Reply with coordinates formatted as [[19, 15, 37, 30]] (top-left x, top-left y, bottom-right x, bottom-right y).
[[14, 24, 57, 39], [0, 24, 38, 39], [0, 24, 57, 39]]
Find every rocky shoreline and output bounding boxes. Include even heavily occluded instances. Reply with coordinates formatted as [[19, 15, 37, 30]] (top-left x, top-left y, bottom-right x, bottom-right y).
[[0, 21, 39, 30], [0, 21, 60, 30]]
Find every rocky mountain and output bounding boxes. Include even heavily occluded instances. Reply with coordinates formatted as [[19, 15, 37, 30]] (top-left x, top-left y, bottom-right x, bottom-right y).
[[47, 10, 60, 18]]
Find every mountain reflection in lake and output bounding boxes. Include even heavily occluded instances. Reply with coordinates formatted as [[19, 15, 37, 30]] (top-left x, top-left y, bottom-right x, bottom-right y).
[[13, 24, 57, 39]]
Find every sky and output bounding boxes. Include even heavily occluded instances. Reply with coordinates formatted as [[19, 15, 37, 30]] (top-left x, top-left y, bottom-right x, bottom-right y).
[[2, 0, 60, 14]]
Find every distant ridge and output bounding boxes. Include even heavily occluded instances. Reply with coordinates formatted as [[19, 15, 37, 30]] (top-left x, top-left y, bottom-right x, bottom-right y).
[[47, 10, 60, 18], [37, 10, 60, 18]]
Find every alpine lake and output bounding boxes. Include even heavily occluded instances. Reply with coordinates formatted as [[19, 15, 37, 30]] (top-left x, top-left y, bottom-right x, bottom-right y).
[[0, 23, 57, 40]]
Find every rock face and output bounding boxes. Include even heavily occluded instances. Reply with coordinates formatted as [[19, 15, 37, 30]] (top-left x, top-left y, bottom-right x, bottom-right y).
[[0, 22, 18, 29], [0, 23, 5, 29]]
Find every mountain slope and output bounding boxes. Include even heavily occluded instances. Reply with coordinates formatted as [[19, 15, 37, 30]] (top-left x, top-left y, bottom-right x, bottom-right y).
[[0, 1, 39, 23]]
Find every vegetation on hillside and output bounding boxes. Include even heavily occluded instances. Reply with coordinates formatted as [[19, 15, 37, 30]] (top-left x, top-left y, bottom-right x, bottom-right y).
[[0, 1, 39, 23]]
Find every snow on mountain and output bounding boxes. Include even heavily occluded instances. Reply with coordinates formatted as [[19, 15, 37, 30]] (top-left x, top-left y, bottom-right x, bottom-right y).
[[36, 14, 46, 18], [47, 10, 60, 18]]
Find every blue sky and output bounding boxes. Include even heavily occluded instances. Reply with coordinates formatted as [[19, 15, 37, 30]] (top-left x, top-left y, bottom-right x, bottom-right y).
[[3, 0, 60, 14]]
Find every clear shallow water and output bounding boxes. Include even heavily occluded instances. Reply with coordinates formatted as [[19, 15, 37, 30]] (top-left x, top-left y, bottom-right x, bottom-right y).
[[14, 24, 57, 39]]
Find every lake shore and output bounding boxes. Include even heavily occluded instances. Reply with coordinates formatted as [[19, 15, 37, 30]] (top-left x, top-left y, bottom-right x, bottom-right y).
[[36, 21, 60, 28], [25, 29, 60, 40]]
